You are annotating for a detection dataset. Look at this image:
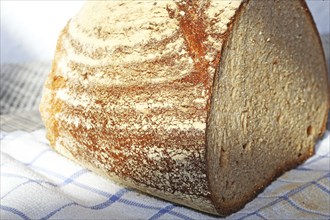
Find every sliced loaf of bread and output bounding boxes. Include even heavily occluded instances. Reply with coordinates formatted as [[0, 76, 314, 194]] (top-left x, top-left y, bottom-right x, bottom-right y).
[[40, 0, 329, 216]]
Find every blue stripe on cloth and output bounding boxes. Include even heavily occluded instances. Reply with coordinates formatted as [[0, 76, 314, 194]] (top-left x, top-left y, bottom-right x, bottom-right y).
[[295, 167, 329, 171], [1, 173, 164, 213], [300, 154, 330, 167], [117, 197, 161, 210], [39, 189, 129, 219], [284, 196, 330, 217], [255, 212, 267, 220], [148, 204, 176, 220], [1, 172, 57, 187], [90, 188, 129, 209], [29, 166, 114, 197], [38, 188, 195, 220], [120, 196, 194, 220], [57, 169, 90, 187], [311, 180, 330, 194], [3, 190, 131, 220], [1, 169, 107, 199], [1, 169, 89, 188], [166, 209, 195, 220], [40, 202, 77, 220], [0, 205, 30, 220], [2, 170, 183, 217], [259, 179, 330, 199], [3, 168, 193, 219], [1, 179, 56, 200], [278, 175, 324, 184], [23, 149, 52, 166], [238, 172, 330, 220]]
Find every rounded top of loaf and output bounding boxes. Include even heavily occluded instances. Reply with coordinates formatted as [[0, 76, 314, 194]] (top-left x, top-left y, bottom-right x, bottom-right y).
[[66, 1, 193, 87], [61, 1, 241, 87], [76, 1, 179, 42]]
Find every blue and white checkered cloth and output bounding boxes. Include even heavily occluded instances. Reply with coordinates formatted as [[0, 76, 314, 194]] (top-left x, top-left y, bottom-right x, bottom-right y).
[[1, 129, 329, 219]]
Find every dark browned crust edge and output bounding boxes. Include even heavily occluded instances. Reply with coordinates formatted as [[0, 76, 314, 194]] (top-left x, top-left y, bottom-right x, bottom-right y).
[[206, 0, 329, 216], [205, 0, 250, 216]]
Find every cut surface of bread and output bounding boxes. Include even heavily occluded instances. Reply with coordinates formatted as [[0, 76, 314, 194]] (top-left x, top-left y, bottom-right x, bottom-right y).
[[207, 0, 329, 214], [40, 0, 329, 216]]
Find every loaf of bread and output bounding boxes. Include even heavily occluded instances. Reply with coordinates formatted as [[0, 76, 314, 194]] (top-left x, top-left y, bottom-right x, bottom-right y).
[[40, 0, 329, 216]]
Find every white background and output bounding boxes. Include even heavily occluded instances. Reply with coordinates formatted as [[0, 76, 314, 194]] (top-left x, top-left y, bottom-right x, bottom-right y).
[[1, 0, 329, 64]]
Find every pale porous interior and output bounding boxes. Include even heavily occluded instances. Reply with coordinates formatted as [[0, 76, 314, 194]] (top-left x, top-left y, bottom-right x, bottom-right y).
[[207, 0, 329, 213]]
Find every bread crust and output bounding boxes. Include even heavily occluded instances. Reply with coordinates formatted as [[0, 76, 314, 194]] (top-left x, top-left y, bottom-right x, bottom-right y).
[[40, 1, 245, 215], [40, 23, 69, 147]]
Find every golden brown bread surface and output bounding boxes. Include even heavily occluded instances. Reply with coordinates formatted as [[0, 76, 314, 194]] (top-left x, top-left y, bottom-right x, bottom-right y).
[[40, 0, 329, 216]]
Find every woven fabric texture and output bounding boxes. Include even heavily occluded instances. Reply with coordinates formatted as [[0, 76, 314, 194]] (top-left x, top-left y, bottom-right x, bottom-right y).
[[0, 110, 44, 132], [0, 62, 50, 114]]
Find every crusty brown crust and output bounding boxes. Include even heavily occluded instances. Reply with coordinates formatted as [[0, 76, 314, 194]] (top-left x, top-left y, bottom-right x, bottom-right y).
[[40, 1, 245, 215]]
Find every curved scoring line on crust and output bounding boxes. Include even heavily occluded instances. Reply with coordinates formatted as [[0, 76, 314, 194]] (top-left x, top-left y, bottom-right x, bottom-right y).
[[61, 1, 240, 88], [65, 29, 183, 61], [59, 60, 194, 87]]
